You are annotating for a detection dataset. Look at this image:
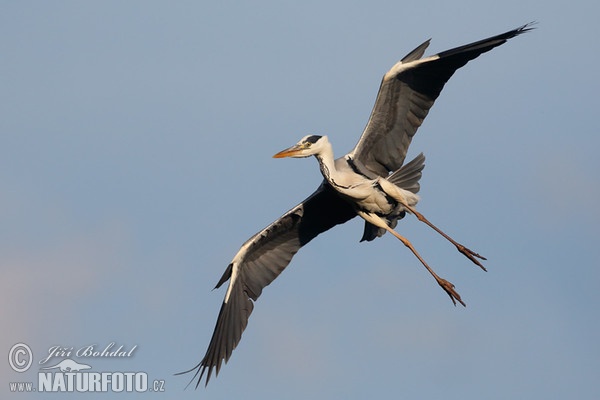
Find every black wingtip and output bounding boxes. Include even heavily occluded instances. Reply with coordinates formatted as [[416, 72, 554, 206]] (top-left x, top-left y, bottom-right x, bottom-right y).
[[498, 21, 537, 37], [436, 22, 535, 60], [508, 22, 537, 38], [176, 360, 212, 389], [497, 22, 537, 43], [519, 21, 537, 33], [175, 362, 203, 389]]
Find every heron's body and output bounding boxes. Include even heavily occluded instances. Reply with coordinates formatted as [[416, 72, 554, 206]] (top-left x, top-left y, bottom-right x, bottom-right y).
[[306, 137, 420, 214], [183, 23, 533, 387]]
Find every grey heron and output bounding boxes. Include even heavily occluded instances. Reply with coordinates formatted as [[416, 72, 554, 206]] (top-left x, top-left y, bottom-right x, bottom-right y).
[[184, 23, 532, 386]]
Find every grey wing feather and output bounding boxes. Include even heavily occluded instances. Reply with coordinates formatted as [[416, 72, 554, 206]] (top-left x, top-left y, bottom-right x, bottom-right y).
[[401, 39, 431, 63], [183, 182, 356, 386], [387, 152, 425, 194], [349, 23, 533, 177]]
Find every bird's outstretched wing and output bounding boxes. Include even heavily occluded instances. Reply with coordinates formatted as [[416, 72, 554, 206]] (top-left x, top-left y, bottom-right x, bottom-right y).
[[183, 182, 356, 386], [348, 23, 533, 177]]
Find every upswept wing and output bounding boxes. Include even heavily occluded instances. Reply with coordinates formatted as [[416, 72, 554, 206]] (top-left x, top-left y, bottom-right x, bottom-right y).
[[185, 182, 356, 386], [348, 24, 533, 177]]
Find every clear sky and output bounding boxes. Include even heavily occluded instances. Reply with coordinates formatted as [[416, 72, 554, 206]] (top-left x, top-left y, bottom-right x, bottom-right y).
[[2, 1, 599, 399]]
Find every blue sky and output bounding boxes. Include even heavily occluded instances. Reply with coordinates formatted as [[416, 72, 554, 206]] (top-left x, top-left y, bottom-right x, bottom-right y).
[[2, 1, 599, 399]]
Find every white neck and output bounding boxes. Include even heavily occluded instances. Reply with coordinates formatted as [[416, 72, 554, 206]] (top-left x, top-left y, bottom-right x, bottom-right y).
[[313, 139, 340, 186]]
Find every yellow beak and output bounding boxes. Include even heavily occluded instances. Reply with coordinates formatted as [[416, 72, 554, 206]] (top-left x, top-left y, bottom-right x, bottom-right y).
[[273, 145, 303, 158]]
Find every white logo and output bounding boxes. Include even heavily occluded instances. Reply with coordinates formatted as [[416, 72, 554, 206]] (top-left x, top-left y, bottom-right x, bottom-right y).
[[39, 358, 91, 372], [37, 367, 149, 393], [7, 342, 166, 393], [8, 343, 32, 373]]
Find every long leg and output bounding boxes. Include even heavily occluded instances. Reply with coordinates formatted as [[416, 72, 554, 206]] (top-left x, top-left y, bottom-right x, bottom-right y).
[[405, 204, 487, 271], [377, 179, 487, 271], [358, 211, 465, 306]]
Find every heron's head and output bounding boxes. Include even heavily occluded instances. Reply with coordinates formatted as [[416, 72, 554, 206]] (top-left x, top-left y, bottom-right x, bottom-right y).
[[273, 135, 328, 158]]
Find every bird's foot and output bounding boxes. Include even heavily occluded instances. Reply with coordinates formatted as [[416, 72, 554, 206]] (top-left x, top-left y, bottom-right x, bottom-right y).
[[456, 244, 487, 271], [437, 278, 466, 307]]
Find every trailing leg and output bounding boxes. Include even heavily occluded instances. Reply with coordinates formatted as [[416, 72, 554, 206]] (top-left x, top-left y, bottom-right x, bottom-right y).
[[358, 211, 465, 306], [378, 178, 487, 271], [405, 205, 487, 270]]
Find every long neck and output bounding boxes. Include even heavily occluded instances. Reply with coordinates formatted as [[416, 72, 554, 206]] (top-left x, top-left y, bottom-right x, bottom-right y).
[[313, 140, 341, 186]]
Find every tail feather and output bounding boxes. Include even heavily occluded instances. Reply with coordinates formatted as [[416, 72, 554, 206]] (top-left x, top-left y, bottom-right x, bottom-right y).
[[387, 152, 425, 194]]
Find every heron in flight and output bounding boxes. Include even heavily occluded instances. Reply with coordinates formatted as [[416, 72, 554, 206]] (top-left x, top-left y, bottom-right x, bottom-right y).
[[185, 23, 532, 386]]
